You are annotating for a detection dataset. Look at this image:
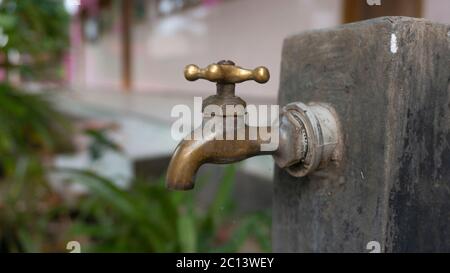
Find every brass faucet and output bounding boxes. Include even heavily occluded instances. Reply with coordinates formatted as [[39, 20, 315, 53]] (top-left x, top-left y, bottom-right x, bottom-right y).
[[166, 60, 342, 190]]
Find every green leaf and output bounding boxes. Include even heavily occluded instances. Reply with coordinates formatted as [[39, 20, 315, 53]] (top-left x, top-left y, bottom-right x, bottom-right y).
[[177, 211, 197, 253], [207, 165, 236, 228]]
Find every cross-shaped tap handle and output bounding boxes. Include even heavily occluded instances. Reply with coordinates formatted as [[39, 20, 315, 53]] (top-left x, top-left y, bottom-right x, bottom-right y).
[[184, 60, 270, 84]]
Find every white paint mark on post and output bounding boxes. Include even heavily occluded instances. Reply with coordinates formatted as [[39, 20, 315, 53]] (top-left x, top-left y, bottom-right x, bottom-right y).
[[390, 33, 398, 54], [366, 0, 381, 5]]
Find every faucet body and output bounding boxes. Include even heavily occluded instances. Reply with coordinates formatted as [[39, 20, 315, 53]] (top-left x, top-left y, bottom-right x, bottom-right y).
[[166, 61, 342, 191]]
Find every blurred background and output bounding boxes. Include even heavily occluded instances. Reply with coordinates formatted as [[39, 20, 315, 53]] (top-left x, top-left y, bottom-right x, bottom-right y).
[[0, 0, 448, 252]]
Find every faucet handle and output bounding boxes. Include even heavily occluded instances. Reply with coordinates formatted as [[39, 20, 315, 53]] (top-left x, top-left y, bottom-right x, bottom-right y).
[[184, 60, 270, 84]]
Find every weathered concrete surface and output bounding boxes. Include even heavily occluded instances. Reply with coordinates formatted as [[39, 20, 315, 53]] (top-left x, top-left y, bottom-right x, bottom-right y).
[[274, 17, 450, 252]]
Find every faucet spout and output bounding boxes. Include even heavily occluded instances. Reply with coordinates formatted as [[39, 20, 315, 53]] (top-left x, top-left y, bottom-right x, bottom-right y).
[[166, 125, 274, 190]]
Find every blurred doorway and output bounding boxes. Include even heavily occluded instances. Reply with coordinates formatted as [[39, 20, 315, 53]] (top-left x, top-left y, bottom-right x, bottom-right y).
[[343, 0, 422, 23]]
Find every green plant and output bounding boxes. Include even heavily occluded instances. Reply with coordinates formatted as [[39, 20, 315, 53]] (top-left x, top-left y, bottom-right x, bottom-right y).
[[0, 83, 75, 252], [60, 165, 271, 253], [0, 0, 69, 81], [84, 128, 122, 161], [0, 1, 73, 252], [0, 84, 73, 164]]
